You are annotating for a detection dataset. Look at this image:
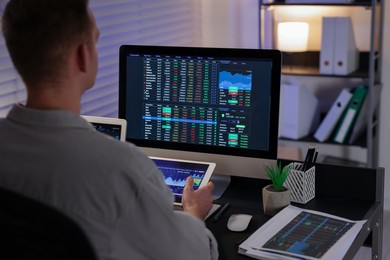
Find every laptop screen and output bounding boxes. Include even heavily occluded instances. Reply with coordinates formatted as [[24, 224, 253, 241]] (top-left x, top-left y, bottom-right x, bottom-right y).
[[82, 116, 127, 141], [91, 123, 122, 141]]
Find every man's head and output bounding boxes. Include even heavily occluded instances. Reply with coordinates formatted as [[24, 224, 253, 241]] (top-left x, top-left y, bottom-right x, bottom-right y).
[[2, 0, 97, 89]]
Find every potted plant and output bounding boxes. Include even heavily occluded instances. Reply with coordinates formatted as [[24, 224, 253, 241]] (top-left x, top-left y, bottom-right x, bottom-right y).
[[262, 163, 292, 216]]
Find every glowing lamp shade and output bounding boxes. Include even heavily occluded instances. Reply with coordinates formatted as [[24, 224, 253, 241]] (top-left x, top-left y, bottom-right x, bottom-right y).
[[277, 22, 309, 52]]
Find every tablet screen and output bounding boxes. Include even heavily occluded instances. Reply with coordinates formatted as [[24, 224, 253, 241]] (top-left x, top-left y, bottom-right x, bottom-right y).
[[150, 157, 215, 203]]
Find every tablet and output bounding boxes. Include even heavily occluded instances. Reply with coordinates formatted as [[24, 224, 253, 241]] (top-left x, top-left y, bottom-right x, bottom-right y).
[[149, 156, 216, 205], [83, 115, 127, 142]]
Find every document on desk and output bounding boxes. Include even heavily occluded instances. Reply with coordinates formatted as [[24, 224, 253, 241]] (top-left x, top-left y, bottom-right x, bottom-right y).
[[239, 205, 365, 260]]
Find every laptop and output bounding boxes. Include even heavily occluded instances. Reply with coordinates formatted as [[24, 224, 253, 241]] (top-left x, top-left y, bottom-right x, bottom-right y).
[[83, 116, 127, 142], [149, 156, 220, 219]]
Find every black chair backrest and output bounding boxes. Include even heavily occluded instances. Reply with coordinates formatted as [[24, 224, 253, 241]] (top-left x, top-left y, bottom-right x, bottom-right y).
[[0, 187, 97, 260]]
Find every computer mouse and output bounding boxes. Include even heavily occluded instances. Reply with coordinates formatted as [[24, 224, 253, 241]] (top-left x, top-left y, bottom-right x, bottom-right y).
[[227, 214, 252, 232]]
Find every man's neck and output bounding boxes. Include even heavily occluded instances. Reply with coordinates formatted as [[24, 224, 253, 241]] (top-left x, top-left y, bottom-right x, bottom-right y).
[[25, 84, 82, 114]]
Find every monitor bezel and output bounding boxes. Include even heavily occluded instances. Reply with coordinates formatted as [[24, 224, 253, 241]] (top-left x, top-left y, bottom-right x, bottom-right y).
[[118, 45, 281, 160]]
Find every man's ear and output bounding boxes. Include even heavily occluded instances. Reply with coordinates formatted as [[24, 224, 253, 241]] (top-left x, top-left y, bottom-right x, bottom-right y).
[[76, 44, 88, 73]]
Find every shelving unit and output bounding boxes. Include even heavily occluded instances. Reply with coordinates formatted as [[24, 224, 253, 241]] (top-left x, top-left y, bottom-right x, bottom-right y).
[[260, 0, 384, 167]]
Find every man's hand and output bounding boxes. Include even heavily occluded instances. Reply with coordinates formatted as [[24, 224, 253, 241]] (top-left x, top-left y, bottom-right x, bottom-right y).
[[181, 176, 214, 220]]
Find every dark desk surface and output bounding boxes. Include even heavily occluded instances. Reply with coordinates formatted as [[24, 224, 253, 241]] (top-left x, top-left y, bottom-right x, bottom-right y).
[[206, 163, 384, 260]]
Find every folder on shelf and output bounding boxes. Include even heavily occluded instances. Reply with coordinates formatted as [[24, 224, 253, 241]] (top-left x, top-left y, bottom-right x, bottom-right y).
[[279, 83, 320, 140], [261, 7, 274, 49], [314, 88, 352, 142], [320, 17, 336, 75], [333, 85, 368, 144], [348, 94, 368, 144], [333, 17, 359, 75]]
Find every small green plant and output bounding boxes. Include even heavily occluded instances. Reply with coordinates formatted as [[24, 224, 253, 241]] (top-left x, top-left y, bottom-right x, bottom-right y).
[[265, 163, 291, 192]]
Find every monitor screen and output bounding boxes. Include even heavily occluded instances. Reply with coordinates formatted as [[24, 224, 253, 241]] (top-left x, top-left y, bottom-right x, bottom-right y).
[[119, 45, 281, 178]]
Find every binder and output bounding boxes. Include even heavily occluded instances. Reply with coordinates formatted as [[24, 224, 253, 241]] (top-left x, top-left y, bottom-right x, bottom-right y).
[[279, 83, 320, 140], [333, 86, 368, 144], [319, 17, 336, 74], [347, 95, 368, 144], [314, 88, 352, 142], [333, 17, 359, 75], [261, 8, 274, 49]]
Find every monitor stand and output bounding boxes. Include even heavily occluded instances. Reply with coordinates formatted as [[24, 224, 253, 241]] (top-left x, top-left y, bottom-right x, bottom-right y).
[[211, 174, 231, 200]]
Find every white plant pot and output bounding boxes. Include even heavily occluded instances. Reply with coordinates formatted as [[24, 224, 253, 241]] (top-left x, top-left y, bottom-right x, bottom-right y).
[[262, 184, 291, 216]]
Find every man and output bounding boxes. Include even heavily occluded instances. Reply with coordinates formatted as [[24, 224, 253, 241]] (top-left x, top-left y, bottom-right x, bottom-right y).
[[0, 0, 218, 259]]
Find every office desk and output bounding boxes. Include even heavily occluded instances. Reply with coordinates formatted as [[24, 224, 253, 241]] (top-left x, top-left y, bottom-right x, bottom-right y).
[[206, 163, 384, 260]]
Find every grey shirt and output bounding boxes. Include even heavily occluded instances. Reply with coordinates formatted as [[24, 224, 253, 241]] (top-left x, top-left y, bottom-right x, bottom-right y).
[[0, 104, 218, 260]]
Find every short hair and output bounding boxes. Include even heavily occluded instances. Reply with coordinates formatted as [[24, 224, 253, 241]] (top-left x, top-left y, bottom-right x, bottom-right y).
[[2, 0, 92, 86]]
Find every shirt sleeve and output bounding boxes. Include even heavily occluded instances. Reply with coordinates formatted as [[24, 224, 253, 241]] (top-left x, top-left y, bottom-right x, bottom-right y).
[[109, 147, 219, 260], [206, 225, 219, 260]]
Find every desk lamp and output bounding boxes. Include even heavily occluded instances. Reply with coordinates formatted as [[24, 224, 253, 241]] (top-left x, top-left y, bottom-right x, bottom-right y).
[[277, 22, 309, 70]]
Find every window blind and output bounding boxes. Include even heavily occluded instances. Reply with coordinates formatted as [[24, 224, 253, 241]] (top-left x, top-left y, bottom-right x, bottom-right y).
[[0, 0, 202, 118], [0, 6, 26, 117]]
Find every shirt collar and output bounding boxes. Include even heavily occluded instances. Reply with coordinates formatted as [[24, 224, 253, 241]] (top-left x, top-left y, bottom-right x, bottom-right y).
[[7, 104, 93, 129]]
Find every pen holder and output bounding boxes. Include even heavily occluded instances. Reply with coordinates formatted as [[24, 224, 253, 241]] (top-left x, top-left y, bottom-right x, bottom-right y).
[[284, 162, 315, 204]]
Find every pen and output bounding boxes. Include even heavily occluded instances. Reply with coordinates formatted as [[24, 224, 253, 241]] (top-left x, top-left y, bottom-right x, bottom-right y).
[[301, 145, 313, 171], [311, 146, 319, 166], [213, 202, 230, 222]]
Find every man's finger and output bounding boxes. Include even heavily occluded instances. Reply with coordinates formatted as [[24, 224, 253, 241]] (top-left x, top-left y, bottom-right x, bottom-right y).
[[184, 176, 194, 190], [207, 181, 214, 191]]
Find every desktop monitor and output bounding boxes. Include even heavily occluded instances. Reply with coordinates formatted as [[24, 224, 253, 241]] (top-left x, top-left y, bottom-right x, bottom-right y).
[[119, 45, 281, 179]]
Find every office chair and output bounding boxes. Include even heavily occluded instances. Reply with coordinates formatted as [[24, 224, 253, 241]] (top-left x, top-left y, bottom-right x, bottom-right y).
[[0, 186, 97, 260]]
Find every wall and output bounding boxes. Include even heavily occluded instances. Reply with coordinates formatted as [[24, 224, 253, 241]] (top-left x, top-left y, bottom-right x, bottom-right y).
[[200, 0, 259, 48]]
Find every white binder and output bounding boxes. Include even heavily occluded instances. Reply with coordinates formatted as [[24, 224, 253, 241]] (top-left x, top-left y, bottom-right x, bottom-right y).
[[333, 17, 359, 75], [314, 88, 352, 142], [320, 17, 336, 74], [261, 8, 274, 49], [279, 84, 320, 140]]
